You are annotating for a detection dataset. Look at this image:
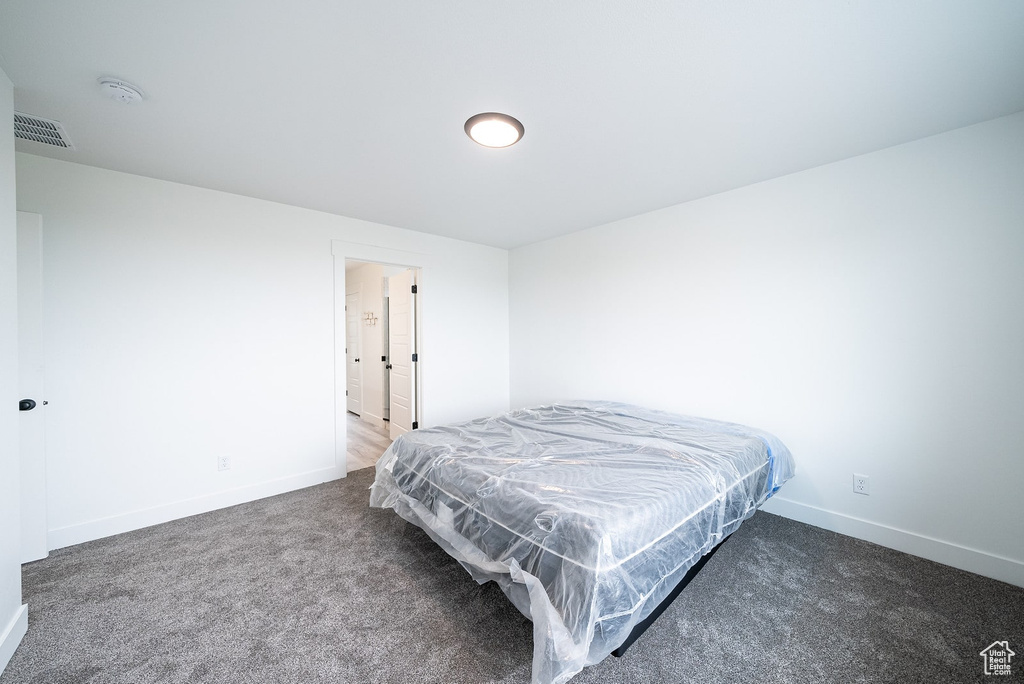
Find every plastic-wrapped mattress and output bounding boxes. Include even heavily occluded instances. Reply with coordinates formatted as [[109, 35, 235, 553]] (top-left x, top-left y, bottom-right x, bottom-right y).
[[369, 401, 795, 684]]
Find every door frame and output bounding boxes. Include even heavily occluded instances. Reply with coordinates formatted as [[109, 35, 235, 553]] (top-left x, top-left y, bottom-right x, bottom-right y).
[[332, 241, 426, 477]]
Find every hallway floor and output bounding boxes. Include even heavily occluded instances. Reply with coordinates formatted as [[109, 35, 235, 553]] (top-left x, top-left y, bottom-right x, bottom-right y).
[[346, 412, 392, 471]]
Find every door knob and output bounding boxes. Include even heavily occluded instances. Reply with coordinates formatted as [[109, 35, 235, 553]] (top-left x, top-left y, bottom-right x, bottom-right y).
[[354, 358, 360, 363], [19, 399, 36, 411]]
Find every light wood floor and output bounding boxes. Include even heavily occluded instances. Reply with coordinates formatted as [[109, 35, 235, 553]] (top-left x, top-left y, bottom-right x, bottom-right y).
[[346, 412, 393, 472]]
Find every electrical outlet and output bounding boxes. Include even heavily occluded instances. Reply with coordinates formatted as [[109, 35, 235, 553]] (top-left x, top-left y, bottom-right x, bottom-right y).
[[218, 456, 231, 472], [853, 473, 870, 495]]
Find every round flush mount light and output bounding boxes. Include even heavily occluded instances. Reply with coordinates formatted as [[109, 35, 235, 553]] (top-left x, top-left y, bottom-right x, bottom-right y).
[[98, 77, 144, 104], [464, 112, 524, 148]]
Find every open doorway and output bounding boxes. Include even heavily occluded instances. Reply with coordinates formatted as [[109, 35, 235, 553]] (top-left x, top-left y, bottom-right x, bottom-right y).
[[344, 258, 420, 470]]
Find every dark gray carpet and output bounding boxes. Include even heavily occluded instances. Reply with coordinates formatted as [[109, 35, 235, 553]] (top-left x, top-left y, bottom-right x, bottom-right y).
[[3, 468, 1021, 683]]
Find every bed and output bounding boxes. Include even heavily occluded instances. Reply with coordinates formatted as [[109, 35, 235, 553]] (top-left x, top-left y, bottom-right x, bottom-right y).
[[369, 401, 795, 684]]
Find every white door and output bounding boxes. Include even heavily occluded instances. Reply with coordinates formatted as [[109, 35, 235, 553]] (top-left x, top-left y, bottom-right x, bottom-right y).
[[381, 295, 390, 422], [18, 211, 48, 562], [387, 269, 417, 439], [346, 291, 362, 414]]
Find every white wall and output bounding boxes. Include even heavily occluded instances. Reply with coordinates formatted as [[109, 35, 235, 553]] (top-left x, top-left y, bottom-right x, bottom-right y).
[[510, 111, 1024, 587], [0, 67, 28, 675], [15, 153, 509, 550]]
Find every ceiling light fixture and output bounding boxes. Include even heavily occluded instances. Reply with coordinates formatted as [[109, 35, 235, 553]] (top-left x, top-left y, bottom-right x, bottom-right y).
[[98, 77, 144, 104], [464, 112, 524, 148]]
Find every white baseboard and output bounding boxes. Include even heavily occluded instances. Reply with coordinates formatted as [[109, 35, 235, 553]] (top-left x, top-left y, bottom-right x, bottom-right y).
[[47, 466, 344, 551], [761, 496, 1024, 588], [0, 604, 28, 676]]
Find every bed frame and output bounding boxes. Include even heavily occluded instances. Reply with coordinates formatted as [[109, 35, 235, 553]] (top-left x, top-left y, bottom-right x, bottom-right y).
[[610, 535, 729, 658]]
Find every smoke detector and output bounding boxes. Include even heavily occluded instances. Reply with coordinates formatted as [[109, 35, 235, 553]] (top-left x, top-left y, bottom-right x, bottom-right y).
[[98, 77, 144, 104], [14, 112, 75, 149]]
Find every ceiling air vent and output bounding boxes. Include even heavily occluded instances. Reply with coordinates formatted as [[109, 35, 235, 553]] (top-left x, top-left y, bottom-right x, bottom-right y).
[[14, 112, 75, 150]]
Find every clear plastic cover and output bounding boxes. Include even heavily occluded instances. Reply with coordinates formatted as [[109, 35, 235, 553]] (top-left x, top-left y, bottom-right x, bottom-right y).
[[369, 401, 795, 684]]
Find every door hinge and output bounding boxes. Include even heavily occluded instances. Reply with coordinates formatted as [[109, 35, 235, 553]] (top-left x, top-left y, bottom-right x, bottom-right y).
[[412, 421, 418, 430], [411, 284, 418, 294], [411, 353, 418, 362], [345, 390, 348, 396]]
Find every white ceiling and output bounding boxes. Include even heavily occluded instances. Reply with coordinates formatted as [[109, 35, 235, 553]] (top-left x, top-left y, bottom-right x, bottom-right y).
[[2, 1, 1023, 249]]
